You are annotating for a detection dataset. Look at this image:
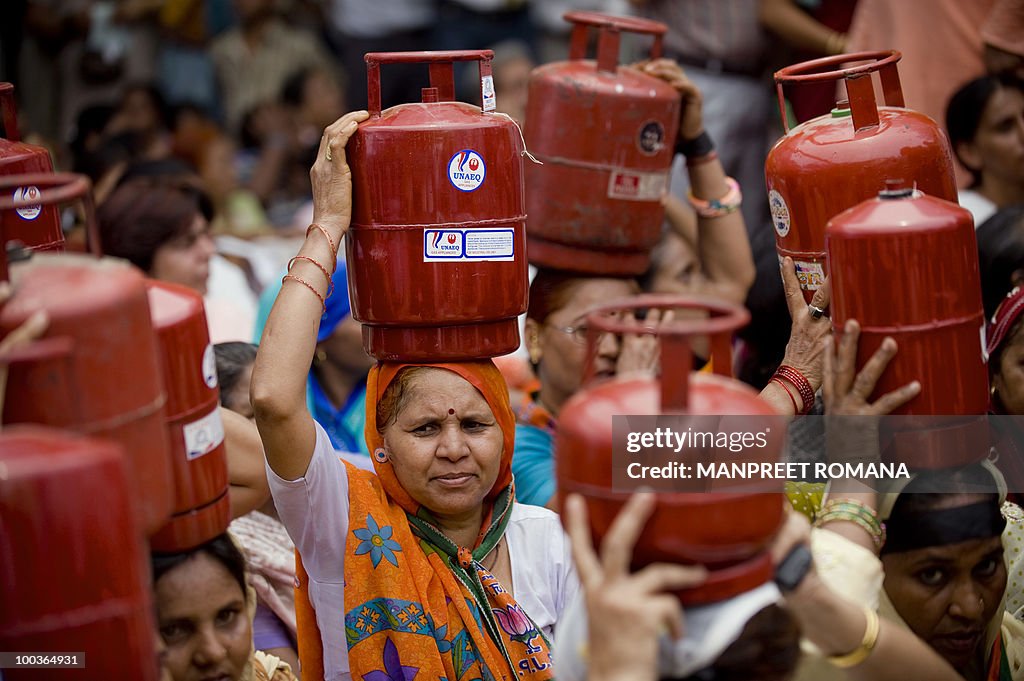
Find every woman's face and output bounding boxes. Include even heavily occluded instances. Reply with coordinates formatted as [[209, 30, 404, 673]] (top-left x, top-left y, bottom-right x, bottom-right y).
[[119, 89, 162, 135], [304, 70, 344, 130], [882, 498, 1007, 669], [150, 214, 215, 295], [155, 553, 251, 681], [964, 86, 1024, 187], [527, 278, 638, 412], [647, 232, 700, 294], [383, 368, 504, 523], [200, 138, 239, 200], [994, 325, 1024, 414]]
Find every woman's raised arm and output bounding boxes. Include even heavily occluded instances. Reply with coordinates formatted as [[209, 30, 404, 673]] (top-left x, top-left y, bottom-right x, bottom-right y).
[[251, 110, 369, 480]]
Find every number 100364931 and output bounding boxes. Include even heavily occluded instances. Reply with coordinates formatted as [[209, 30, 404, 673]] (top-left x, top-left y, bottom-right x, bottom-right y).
[[0, 652, 85, 668]]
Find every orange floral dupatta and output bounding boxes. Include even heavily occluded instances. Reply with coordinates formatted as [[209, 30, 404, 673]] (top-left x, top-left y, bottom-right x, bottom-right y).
[[294, 361, 555, 681]]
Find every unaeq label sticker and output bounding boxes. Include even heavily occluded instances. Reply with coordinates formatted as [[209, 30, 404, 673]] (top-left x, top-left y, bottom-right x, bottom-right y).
[[13, 186, 42, 220], [768, 189, 791, 238], [448, 150, 486, 192]]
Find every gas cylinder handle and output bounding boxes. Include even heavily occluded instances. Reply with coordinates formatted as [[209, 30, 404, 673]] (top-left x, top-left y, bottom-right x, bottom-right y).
[[564, 11, 667, 73], [0, 82, 19, 142], [581, 294, 750, 413], [0, 173, 100, 281], [774, 50, 904, 132], [364, 50, 495, 118]]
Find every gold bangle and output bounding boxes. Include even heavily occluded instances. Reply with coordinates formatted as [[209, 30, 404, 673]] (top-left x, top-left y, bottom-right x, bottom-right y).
[[828, 607, 879, 668], [815, 509, 886, 550], [816, 499, 883, 533]]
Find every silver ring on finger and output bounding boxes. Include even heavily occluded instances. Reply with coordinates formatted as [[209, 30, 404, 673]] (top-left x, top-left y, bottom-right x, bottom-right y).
[[808, 304, 826, 320]]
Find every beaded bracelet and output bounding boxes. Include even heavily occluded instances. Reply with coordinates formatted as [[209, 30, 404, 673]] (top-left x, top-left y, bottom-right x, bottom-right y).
[[288, 255, 334, 297], [769, 376, 799, 415], [282, 273, 326, 312], [687, 176, 742, 219], [774, 364, 815, 415], [306, 222, 339, 261], [827, 606, 879, 668]]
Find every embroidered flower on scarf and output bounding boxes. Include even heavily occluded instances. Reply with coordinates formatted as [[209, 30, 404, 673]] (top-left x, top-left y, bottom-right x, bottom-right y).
[[354, 514, 402, 568], [363, 638, 420, 681]]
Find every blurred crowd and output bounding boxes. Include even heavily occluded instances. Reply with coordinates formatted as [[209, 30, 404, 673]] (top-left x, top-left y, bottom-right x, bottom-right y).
[[2, 0, 1021, 372], [3, 1, 1024, 680]]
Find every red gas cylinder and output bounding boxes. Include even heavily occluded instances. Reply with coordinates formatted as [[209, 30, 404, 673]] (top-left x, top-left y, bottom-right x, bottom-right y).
[[0, 175, 173, 534], [0, 84, 63, 253], [765, 51, 958, 302], [347, 50, 528, 361], [147, 280, 230, 552], [0, 426, 158, 680], [524, 12, 680, 275], [826, 183, 988, 468], [556, 295, 787, 605]]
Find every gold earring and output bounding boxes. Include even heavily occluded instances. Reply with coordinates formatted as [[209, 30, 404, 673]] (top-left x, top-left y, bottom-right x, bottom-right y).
[[315, 349, 327, 365]]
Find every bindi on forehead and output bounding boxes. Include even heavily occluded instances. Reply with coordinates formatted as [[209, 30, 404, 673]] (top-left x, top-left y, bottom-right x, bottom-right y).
[[449, 408, 455, 415]]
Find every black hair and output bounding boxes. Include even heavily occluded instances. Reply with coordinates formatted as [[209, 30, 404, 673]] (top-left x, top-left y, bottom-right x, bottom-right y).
[[946, 74, 1024, 187], [151, 533, 247, 594], [281, 66, 318, 108], [98, 178, 213, 272], [73, 130, 144, 182], [891, 463, 1000, 517], [69, 104, 115, 161], [665, 604, 801, 681], [976, 205, 1024, 319], [238, 105, 264, 150], [214, 342, 259, 401]]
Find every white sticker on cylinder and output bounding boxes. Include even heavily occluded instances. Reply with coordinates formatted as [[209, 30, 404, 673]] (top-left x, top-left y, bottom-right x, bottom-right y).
[[13, 186, 42, 220], [201, 344, 218, 389], [183, 408, 225, 461], [424, 227, 514, 262], [791, 259, 825, 291], [481, 75, 496, 112], [448, 150, 486, 192], [768, 189, 790, 237], [607, 170, 668, 201]]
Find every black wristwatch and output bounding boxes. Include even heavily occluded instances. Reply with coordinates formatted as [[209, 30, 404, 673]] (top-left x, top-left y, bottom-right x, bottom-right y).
[[774, 544, 814, 592]]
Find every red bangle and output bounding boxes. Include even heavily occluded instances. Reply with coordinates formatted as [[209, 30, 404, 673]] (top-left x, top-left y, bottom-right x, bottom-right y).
[[288, 255, 334, 297], [769, 376, 799, 415], [775, 365, 815, 415], [282, 274, 326, 312], [306, 222, 339, 261]]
